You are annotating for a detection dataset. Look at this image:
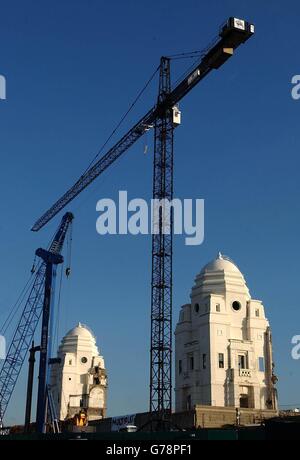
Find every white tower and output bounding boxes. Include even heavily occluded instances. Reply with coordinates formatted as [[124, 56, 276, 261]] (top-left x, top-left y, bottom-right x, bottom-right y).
[[50, 323, 107, 421], [175, 254, 278, 412]]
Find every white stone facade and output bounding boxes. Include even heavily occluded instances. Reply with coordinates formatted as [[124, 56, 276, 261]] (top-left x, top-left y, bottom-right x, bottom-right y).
[[175, 254, 278, 412], [50, 323, 107, 421]]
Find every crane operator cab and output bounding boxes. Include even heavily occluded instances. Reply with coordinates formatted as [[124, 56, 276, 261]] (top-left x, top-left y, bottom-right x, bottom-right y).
[[172, 105, 181, 127]]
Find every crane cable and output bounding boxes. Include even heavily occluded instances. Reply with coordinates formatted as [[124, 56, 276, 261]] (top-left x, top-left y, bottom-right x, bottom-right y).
[[81, 64, 160, 174], [0, 274, 35, 335], [172, 56, 203, 89], [65, 221, 73, 278], [168, 39, 220, 89], [54, 222, 73, 350], [83, 47, 215, 171], [53, 262, 64, 352], [80, 50, 215, 172], [167, 49, 204, 59], [167, 32, 220, 61], [0, 225, 65, 336], [64, 52, 212, 210]]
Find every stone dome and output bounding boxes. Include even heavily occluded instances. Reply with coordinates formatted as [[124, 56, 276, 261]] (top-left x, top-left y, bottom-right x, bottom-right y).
[[201, 252, 242, 274], [59, 322, 99, 356], [66, 322, 95, 339], [192, 253, 250, 298]]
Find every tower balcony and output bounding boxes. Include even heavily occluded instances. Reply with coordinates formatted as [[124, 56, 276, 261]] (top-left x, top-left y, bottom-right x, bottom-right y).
[[230, 368, 252, 380], [239, 369, 252, 378]]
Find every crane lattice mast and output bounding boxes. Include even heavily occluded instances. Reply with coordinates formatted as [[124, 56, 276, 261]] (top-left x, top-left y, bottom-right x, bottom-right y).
[[0, 212, 73, 426], [150, 57, 173, 425]]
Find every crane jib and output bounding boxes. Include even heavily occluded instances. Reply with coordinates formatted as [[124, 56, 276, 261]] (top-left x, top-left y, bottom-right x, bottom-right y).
[[31, 18, 254, 232]]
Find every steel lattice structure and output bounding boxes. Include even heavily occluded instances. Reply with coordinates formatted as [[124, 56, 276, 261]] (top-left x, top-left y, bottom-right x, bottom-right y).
[[0, 212, 73, 426], [150, 58, 173, 425]]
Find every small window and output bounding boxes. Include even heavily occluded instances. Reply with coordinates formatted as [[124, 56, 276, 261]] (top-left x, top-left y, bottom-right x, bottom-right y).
[[202, 354, 207, 369], [81, 357, 88, 364], [190, 356, 194, 370], [69, 360, 72, 365], [238, 355, 246, 370], [216, 304, 221, 312], [187, 395, 192, 411], [69, 377, 72, 381], [218, 353, 224, 369], [259, 357, 265, 372], [194, 303, 200, 313], [179, 360, 182, 374], [179, 311, 184, 322], [255, 309, 260, 317], [232, 301, 241, 311]]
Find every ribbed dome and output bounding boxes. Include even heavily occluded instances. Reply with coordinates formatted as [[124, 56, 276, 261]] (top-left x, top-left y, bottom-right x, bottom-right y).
[[66, 322, 95, 339], [59, 322, 99, 356], [201, 253, 241, 274], [192, 253, 250, 298]]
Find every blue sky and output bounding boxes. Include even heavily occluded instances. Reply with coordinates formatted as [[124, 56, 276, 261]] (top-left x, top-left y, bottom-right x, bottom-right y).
[[0, 0, 300, 425]]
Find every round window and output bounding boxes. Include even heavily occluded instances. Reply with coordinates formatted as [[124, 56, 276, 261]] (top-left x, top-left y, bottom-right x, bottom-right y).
[[194, 303, 200, 313], [81, 357, 88, 363], [232, 301, 241, 311]]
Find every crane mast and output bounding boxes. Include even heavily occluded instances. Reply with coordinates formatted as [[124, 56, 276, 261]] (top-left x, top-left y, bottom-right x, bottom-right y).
[[0, 212, 73, 427], [150, 57, 173, 425], [35, 247, 63, 433], [30, 17, 254, 429]]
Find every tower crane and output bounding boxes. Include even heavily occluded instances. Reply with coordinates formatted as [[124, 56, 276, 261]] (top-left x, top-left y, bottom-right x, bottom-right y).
[[0, 212, 73, 428], [31, 18, 254, 428]]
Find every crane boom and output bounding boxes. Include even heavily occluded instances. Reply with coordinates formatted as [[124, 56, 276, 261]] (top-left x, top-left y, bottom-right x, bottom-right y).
[[32, 17, 254, 232], [0, 212, 73, 425], [32, 107, 155, 232]]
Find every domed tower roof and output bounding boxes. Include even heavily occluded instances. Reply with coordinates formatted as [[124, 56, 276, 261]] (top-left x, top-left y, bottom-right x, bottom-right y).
[[191, 252, 250, 298], [66, 322, 95, 339], [58, 322, 99, 356], [201, 252, 241, 274]]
